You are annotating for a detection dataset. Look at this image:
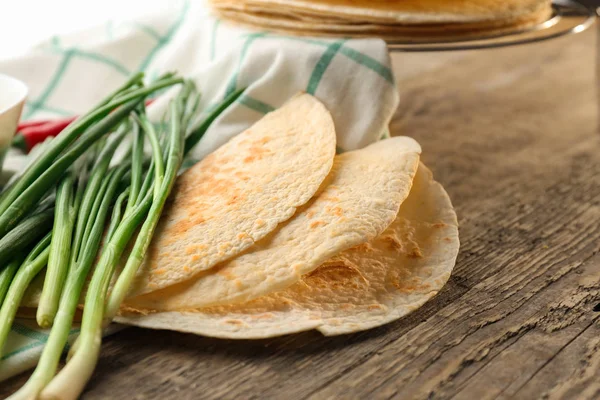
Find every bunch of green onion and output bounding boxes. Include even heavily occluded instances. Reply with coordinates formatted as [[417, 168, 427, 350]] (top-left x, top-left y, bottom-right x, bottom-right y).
[[0, 72, 245, 399]]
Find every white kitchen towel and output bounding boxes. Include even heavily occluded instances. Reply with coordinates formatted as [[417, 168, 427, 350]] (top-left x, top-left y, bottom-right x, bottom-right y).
[[0, 0, 398, 382]]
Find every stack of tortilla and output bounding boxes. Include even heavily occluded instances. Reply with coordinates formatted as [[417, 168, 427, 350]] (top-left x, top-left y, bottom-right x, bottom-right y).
[[208, 0, 553, 41], [109, 93, 460, 338]]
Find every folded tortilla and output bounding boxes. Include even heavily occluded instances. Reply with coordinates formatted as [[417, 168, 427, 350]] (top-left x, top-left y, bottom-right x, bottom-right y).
[[125, 137, 421, 309], [127, 93, 337, 297], [117, 163, 459, 338]]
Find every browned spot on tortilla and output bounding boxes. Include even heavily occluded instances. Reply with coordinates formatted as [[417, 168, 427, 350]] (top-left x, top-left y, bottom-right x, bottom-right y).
[[407, 247, 423, 258], [380, 233, 403, 251], [251, 313, 275, 320], [154, 268, 166, 275], [368, 304, 384, 311], [444, 237, 453, 242], [168, 212, 208, 238], [392, 277, 430, 293], [119, 305, 153, 316], [310, 220, 325, 229], [241, 143, 271, 164], [331, 206, 344, 216], [304, 260, 368, 290], [224, 319, 244, 326], [433, 223, 447, 228], [218, 242, 232, 252], [218, 268, 236, 280], [227, 194, 245, 206], [306, 210, 316, 218], [322, 195, 340, 202], [351, 243, 374, 253]]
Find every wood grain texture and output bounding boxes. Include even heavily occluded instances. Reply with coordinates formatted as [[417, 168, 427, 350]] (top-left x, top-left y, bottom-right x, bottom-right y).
[[2, 28, 599, 399]]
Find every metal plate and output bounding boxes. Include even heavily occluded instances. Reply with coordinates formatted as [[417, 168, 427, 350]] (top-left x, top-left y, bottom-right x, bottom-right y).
[[387, 0, 595, 52]]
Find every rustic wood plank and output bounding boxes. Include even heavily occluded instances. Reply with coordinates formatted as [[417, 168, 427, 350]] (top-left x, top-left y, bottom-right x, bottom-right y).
[[514, 319, 600, 399], [1, 27, 598, 400], [308, 29, 600, 400]]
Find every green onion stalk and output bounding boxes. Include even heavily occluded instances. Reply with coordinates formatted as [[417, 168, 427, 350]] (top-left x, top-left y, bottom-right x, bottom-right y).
[[0, 233, 51, 355], [125, 120, 144, 216], [42, 100, 185, 400], [0, 76, 183, 243], [0, 72, 143, 217], [9, 165, 128, 400], [5, 76, 242, 398], [10, 77, 183, 398], [0, 256, 24, 305], [0, 208, 54, 268], [35, 174, 77, 328], [35, 121, 130, 328]]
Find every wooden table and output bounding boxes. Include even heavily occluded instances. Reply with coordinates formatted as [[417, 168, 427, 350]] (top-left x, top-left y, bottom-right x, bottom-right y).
[[3, 28, 600, 400]]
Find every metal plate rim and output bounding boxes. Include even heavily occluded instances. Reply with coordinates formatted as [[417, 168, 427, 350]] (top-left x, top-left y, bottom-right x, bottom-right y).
[[386, 0, 595, 52]]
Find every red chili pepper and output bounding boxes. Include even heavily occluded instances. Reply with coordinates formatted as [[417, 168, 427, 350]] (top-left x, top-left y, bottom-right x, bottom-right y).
[[16, 120, 49, 131], [12, 99, 156, 153], [14, 117, 77, 152]]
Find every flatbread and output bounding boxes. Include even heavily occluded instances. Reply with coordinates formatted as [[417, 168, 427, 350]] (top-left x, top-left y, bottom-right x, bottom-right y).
[[117, 163, 459, 338], [211, 6, 552, 42], [124, 137, 421, 309], [127, 93, 336, 297], [210, 0, 551, 24], [209, 0, 552, 41]]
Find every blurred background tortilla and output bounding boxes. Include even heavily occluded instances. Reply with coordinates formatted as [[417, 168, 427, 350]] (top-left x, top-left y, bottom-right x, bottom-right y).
[[210, 0, 553, 40]]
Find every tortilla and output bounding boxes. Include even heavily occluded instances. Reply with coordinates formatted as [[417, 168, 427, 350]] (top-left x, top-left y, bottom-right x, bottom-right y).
[[210, 0, 551, 24], [127, 93, 336, 297], [211, 6, 552, 42], [209, 0, 552, 41], [117, 163, 459, 338], [124, 137, 421, 310]]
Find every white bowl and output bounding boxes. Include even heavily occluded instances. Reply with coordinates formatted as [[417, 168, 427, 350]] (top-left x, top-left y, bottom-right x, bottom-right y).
[[0, 74, 27, 147], [0, 74, 27, 175]]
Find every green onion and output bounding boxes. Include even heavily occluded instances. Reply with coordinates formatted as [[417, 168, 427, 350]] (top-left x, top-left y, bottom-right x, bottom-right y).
[[0, 102, 138, 239], [36, 174, 77, 328], [79, 125, 130, 251], [0, 73, 143, 217], [45, 100, 185, 400], [0, 233, 51, 355], [126, 120, 144, 213], [0, 209, 53, 270], [0, 256, 24, 305], [12, 165, 128, 399], [109, 100, 184, 320], [134, 113, 165, 197], [4, 75, 240, 398], [105, 187, 130, 243], [0, 77, 182, 239]]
